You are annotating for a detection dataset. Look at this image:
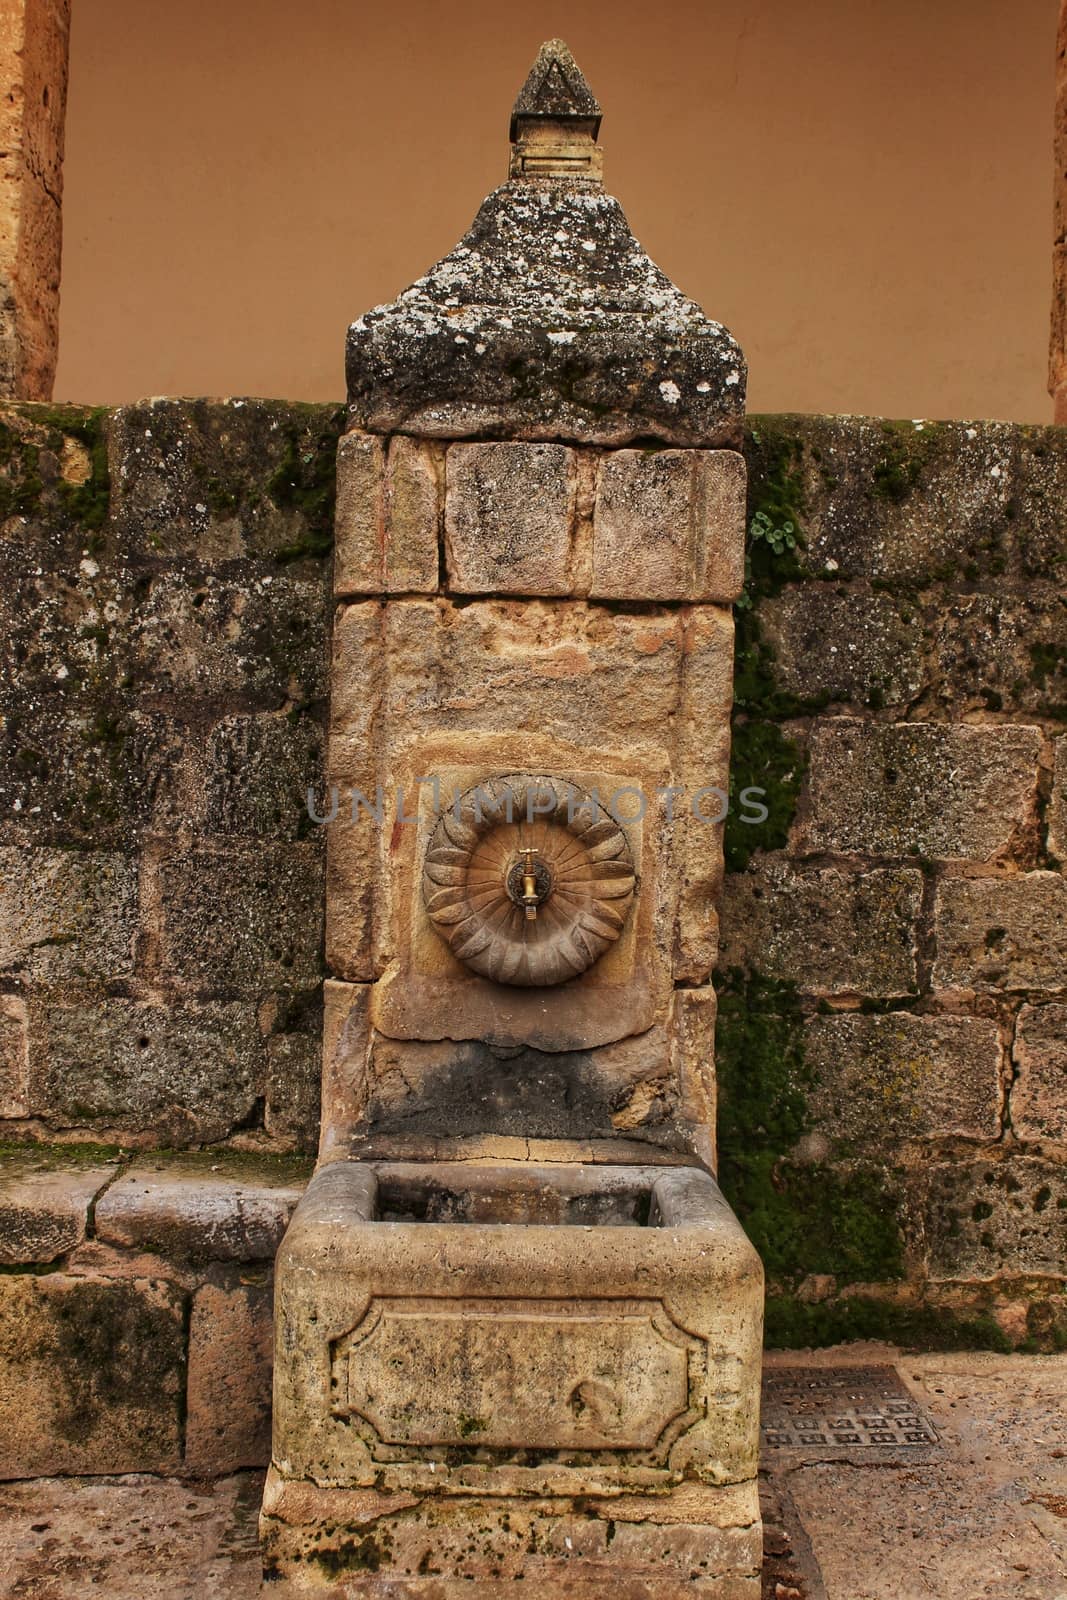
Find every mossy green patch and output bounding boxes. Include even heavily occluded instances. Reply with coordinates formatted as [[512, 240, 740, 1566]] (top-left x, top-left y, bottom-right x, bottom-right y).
[[715, 972, 905, 1289], [269, 423, 339, 563], [49, 1277, 186, 1446], [764, 1294, 1012, 1352], [724, 718, 807, 872]]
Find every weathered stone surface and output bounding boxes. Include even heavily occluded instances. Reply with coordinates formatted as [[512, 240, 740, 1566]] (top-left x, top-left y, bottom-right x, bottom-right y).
[[0, 846, 136, 984], [590, 449, 746, 602], [801, 720, 1041, 860], [130, 567, 327, 711], [109, 398, 342, 562], [28, 995, 266, 1142], [919, 1159, 1067, 1280], [0, 1158, 116, 1264], [0, 405, 110, 559], [334, 431, 440, 595], [445, 441, 578, 594], [204, 713, 323, 839], [719, 862, 922, 998], [0, 1273, 184, 1475], [803, 1013, 1002, 1148], [1050, 734, 1067, 862], [156, 842, 324, 991], [758, 586, 924, 708], [0, 1, 70, 399], [933, 873, 1067, 994], [0, 993, 29, 1116], [0, 705, 185, 847], [185, 1276, 273, 1474], [931, 584, 1067, 717], [746, 417, 1063, 584], [95, 1161, 303, 1262], [264, 1029, 321, 1152], [347, 182, 745, 448], [1012, 1004, 1067, 1145]]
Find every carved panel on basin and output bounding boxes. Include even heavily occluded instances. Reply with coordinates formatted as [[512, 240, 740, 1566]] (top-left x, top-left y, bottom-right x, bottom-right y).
[[330, 1295, 701, 1454]]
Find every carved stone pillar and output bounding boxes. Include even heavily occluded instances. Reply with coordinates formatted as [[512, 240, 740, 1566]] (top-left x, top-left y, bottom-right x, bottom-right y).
[[0, 0, 69, 399]]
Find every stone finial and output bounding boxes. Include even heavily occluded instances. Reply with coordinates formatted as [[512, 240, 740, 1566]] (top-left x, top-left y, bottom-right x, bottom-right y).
[[509, 39, 603, 181], [346, 45, 746, 448]]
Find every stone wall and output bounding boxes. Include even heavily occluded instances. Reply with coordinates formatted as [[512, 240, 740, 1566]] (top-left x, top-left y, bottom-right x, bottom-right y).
[[718, 415, 1067, 1351], [1, 400, 1064, 1354], [0, 398, 338, 1153]]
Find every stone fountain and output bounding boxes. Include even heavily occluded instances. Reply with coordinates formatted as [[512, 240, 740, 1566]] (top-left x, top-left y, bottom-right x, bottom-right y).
[[262, 40, 763, 1597]]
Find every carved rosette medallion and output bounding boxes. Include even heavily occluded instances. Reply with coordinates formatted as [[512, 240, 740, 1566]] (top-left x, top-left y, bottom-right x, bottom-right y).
[[421, 774, 636, 987]]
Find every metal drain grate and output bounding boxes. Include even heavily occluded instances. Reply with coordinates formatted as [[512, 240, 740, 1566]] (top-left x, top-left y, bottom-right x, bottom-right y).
[[761, 1365, 939, 1457]]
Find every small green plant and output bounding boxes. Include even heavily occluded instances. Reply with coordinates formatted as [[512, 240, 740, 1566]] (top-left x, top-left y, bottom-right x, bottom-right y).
[[748, 506, 798, 560]]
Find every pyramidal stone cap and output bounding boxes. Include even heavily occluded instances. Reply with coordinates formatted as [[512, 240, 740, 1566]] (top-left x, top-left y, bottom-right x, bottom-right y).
[[345, 40, 746, 448]]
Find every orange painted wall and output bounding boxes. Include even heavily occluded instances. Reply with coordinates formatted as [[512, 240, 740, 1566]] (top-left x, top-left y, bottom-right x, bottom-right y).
[[55, 0, 1056, 421]]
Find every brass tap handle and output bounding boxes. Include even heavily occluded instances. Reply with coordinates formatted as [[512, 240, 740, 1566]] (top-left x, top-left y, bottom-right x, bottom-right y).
[[520, 849, 541, 921]]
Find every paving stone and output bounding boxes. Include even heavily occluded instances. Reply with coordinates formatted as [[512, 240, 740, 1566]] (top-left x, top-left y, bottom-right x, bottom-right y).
[[758, 585, 924, 707], [0, 1273, 184, 1475], [803, 1012, 1002, 1148], [719, 861, 922, 998], [933, 872, 1067, 994], [95, 1161, 303, 1263], [444, 441, 578, 594], [590, 447, 746, 602], [109, 398, 342, 563], [0, 845, 137, 984], [920, 1158, 1067, 1280], [27, 995, 266, 1143], [157, 842, 324, 991], [185, 1276, 274, 1474], [801, 720, 1041, 860], [1012, 1003, 1067, 1145], [0, 993, 29, 1116], [334, 430, 440, 594], [204, 713, 324, 840], [0, 1158, 117, 1265]]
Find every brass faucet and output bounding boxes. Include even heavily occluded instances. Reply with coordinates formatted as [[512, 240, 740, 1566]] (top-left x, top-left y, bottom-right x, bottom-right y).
[[519, 849, 541, 921]]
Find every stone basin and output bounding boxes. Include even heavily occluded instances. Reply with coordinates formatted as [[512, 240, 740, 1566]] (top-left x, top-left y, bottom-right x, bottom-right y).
[[264, 1158, 763, 1593], [273, 1158, 763, 1483]]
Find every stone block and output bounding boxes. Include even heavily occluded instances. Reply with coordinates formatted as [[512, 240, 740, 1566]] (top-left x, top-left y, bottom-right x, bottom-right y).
[[334, 431, 440, 594], [130, 567, 327, 712], [0, 704, 186, 848], [758, 586, 924, 708], [0, 846, 137, 985], [719, 862, 922, 998], [1050, 735, 1067, 862], [185, 1275, 274, 1474], [0, 1158, 117, 1264], [931, 584, 1067, 717], [919, 1158, 1067, 1281], [1012, 1004, 1067, 1145], [801, 720, 1041, 860], [0, 994, 29, 1116], [0, 405, 111, 561], [0, 1273, 184, 1475], [204, 712, 324, 839], [95, 1160, 303, 1263], [265, 1030, 321, 1152], [747, 417, 1019, 584], [109, 398, 343, 563], [932, 873, 1067, 994], [803, 1013, 1002, 1148], [590, 448, 746, 602], [156, 842, 324, 991], [444, 441, 578, 594], [28, 994, 266, 1143]]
